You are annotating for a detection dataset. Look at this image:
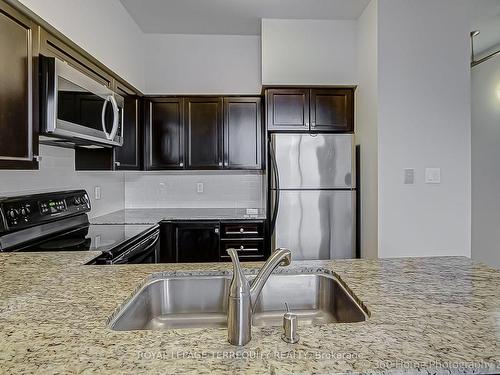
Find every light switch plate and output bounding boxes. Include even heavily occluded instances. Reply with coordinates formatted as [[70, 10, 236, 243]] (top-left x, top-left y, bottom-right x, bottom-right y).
[[404, 168, 415, 184], [425, 168, 441, 184], [196, 183, 204, 193]]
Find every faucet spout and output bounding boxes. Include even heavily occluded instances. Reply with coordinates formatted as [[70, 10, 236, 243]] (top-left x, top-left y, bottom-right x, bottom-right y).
[[226, 247, 291, 346], [249, 248, 291, 307]]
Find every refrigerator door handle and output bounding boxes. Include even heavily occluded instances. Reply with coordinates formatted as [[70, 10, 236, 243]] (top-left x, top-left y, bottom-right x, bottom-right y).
[[269, 139, 280, 235]]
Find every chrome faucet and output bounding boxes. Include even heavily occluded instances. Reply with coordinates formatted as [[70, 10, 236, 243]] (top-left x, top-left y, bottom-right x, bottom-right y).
[[226, 248, 291, 346]]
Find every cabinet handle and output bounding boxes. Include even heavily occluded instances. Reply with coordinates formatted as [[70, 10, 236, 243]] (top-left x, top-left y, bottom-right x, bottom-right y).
[[179, 162, 184, 167], [225, 230, 259, 235], [232, 246, 259, 252]]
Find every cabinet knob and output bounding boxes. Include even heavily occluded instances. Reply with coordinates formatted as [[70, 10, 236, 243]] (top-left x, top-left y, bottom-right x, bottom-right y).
[[240, 245, 244, 250], [114, 161, 121, 167], [179, 162, 184, 167], [214, 228, 219, 234], [218, 162, 223, 166], [240, 228, 244, 233], [224, 162, 228, 167], [311, 122, 316, 128]]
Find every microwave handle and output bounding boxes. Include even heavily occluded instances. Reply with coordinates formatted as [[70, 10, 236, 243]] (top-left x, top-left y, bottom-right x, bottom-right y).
[[101, 95, 119, 141]]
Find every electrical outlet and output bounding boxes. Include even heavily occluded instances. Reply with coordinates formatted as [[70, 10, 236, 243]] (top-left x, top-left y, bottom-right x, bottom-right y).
[[404, 168, 415, 184], [94, 186, 101, 200], [197, 182, 204, 193]]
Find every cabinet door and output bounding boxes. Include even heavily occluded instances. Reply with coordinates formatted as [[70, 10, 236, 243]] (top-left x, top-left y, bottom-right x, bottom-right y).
[[223, 97, 262, 169], [310, 89, 354, 132], [176, 222, 220, 263], [114, 93, 142, 170], [266, 89, 309, 131], [185, 97, 223, 169], [0, 3, 38, 169], [145, 98, 185, 169]]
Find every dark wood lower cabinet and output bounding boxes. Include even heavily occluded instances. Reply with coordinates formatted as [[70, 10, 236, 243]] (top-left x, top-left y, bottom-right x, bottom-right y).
[[160, 220, 268, 263], [175, 222, 220, 263]]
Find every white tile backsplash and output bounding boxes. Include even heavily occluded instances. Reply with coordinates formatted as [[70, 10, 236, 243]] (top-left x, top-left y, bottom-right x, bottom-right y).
[[124, 172, 265, 209], [0, 145, 125, 218], [0, 146, 266, 215]]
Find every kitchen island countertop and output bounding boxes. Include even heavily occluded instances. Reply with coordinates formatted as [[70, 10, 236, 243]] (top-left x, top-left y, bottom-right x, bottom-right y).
[[0, 254, 498, 374], [90, 208, 266, 225]]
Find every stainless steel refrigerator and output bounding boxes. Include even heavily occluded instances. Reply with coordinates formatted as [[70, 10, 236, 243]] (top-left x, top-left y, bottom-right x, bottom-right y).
[[269, 133, 355, 260]]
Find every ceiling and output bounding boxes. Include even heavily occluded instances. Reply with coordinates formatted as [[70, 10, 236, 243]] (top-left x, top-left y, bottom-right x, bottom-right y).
[[119, 0, 370, 35]]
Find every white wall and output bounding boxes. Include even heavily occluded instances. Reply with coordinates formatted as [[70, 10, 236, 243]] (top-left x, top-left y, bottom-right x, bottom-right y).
[[376, 0, 471, 258], [18, 0, 146, 91], [471, 55, 500, 269], [124, 173, 265, 209], [355, 0, 378, 259], [0, 146, 125, 218], [261, 19, 358, 85], [144, 34, 261, 94]]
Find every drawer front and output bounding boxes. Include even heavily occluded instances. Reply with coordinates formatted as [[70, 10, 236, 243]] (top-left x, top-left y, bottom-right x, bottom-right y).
[[221, 222, 264, 238], [220, 240, 265, 261]]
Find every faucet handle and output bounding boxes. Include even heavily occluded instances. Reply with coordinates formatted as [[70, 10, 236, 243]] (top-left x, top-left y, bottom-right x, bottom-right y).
[[227, 248, 250, 296]]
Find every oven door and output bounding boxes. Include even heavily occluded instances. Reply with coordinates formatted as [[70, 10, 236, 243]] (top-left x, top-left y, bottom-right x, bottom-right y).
[[41, 56, 124, 147], [110, 230, 160, 264]]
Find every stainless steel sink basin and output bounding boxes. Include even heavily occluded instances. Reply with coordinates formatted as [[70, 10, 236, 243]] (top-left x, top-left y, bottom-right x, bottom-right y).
[[109, 272, 368, 331]]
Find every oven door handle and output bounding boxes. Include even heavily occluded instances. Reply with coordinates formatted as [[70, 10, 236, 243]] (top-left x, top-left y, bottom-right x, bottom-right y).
[[101, 94, 119, 141], [111, 231, 159, 264]]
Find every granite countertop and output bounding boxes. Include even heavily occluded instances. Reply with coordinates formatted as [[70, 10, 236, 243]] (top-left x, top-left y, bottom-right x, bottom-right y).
[[0, 254, 499, 374], [90, 208, 267, 225]]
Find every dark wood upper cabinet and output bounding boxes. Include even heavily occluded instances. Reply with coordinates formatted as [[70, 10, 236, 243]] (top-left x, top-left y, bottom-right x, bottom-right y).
[[223, 97, 262, 170], [145, 98, 185, 170], [266, 88, 309, 131], [114, 84, 142, 170], [185, 97, 223, 169], [266, 88, 354, 133], [0, 2, 39, 169], [310, 89, 354, 132]]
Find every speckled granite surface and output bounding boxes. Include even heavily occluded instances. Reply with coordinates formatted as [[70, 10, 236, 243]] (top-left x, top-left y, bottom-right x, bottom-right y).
[[90, 208, 266, 225], [0, 254, 498, 374]]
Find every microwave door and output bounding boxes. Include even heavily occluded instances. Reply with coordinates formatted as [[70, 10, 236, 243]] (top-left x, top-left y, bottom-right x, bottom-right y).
[[42, 57, 123, 146]]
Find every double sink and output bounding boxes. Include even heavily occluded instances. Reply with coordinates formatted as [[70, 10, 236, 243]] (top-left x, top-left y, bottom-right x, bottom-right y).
[[110, 272, 368, 331]]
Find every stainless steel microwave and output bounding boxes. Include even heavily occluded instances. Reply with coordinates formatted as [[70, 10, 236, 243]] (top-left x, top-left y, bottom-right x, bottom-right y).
[[40, 56, 123, 147]]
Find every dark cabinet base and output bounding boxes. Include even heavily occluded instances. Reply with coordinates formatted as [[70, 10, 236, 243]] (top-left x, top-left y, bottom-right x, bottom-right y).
[[160, 220, 268, 263]]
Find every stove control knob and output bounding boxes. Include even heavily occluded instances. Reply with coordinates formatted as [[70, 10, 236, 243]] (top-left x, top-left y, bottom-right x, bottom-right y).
[[7, 209, 18, 219], [20, 208, 27, 216], [74, 197, 81, 205]]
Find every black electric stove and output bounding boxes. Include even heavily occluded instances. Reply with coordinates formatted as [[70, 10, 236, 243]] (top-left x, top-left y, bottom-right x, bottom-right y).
[[0, 190, 160, 264]]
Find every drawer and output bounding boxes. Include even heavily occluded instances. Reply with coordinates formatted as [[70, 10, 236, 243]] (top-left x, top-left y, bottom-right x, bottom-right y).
[[220, 240, 265, 261], [220, 222, 264, 238]]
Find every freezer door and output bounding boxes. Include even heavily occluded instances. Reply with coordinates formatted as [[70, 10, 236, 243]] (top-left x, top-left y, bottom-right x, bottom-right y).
[[272, 190, 355, 260], [270, 134, 354, 189]]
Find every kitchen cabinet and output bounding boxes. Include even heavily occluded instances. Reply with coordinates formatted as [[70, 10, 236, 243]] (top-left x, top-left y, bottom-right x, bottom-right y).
[[114, 83, 142, 170], [185, 97, 223, 169], [223, 97, 262, 169], [266, 88, 354, 133], [265, 88, 309, 131], [160, 220, 268, 263], [145, 98, 185, 170], [310, 89, 354, 132], [175, 222, 221, 263], [0, 2, 39, 169]]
